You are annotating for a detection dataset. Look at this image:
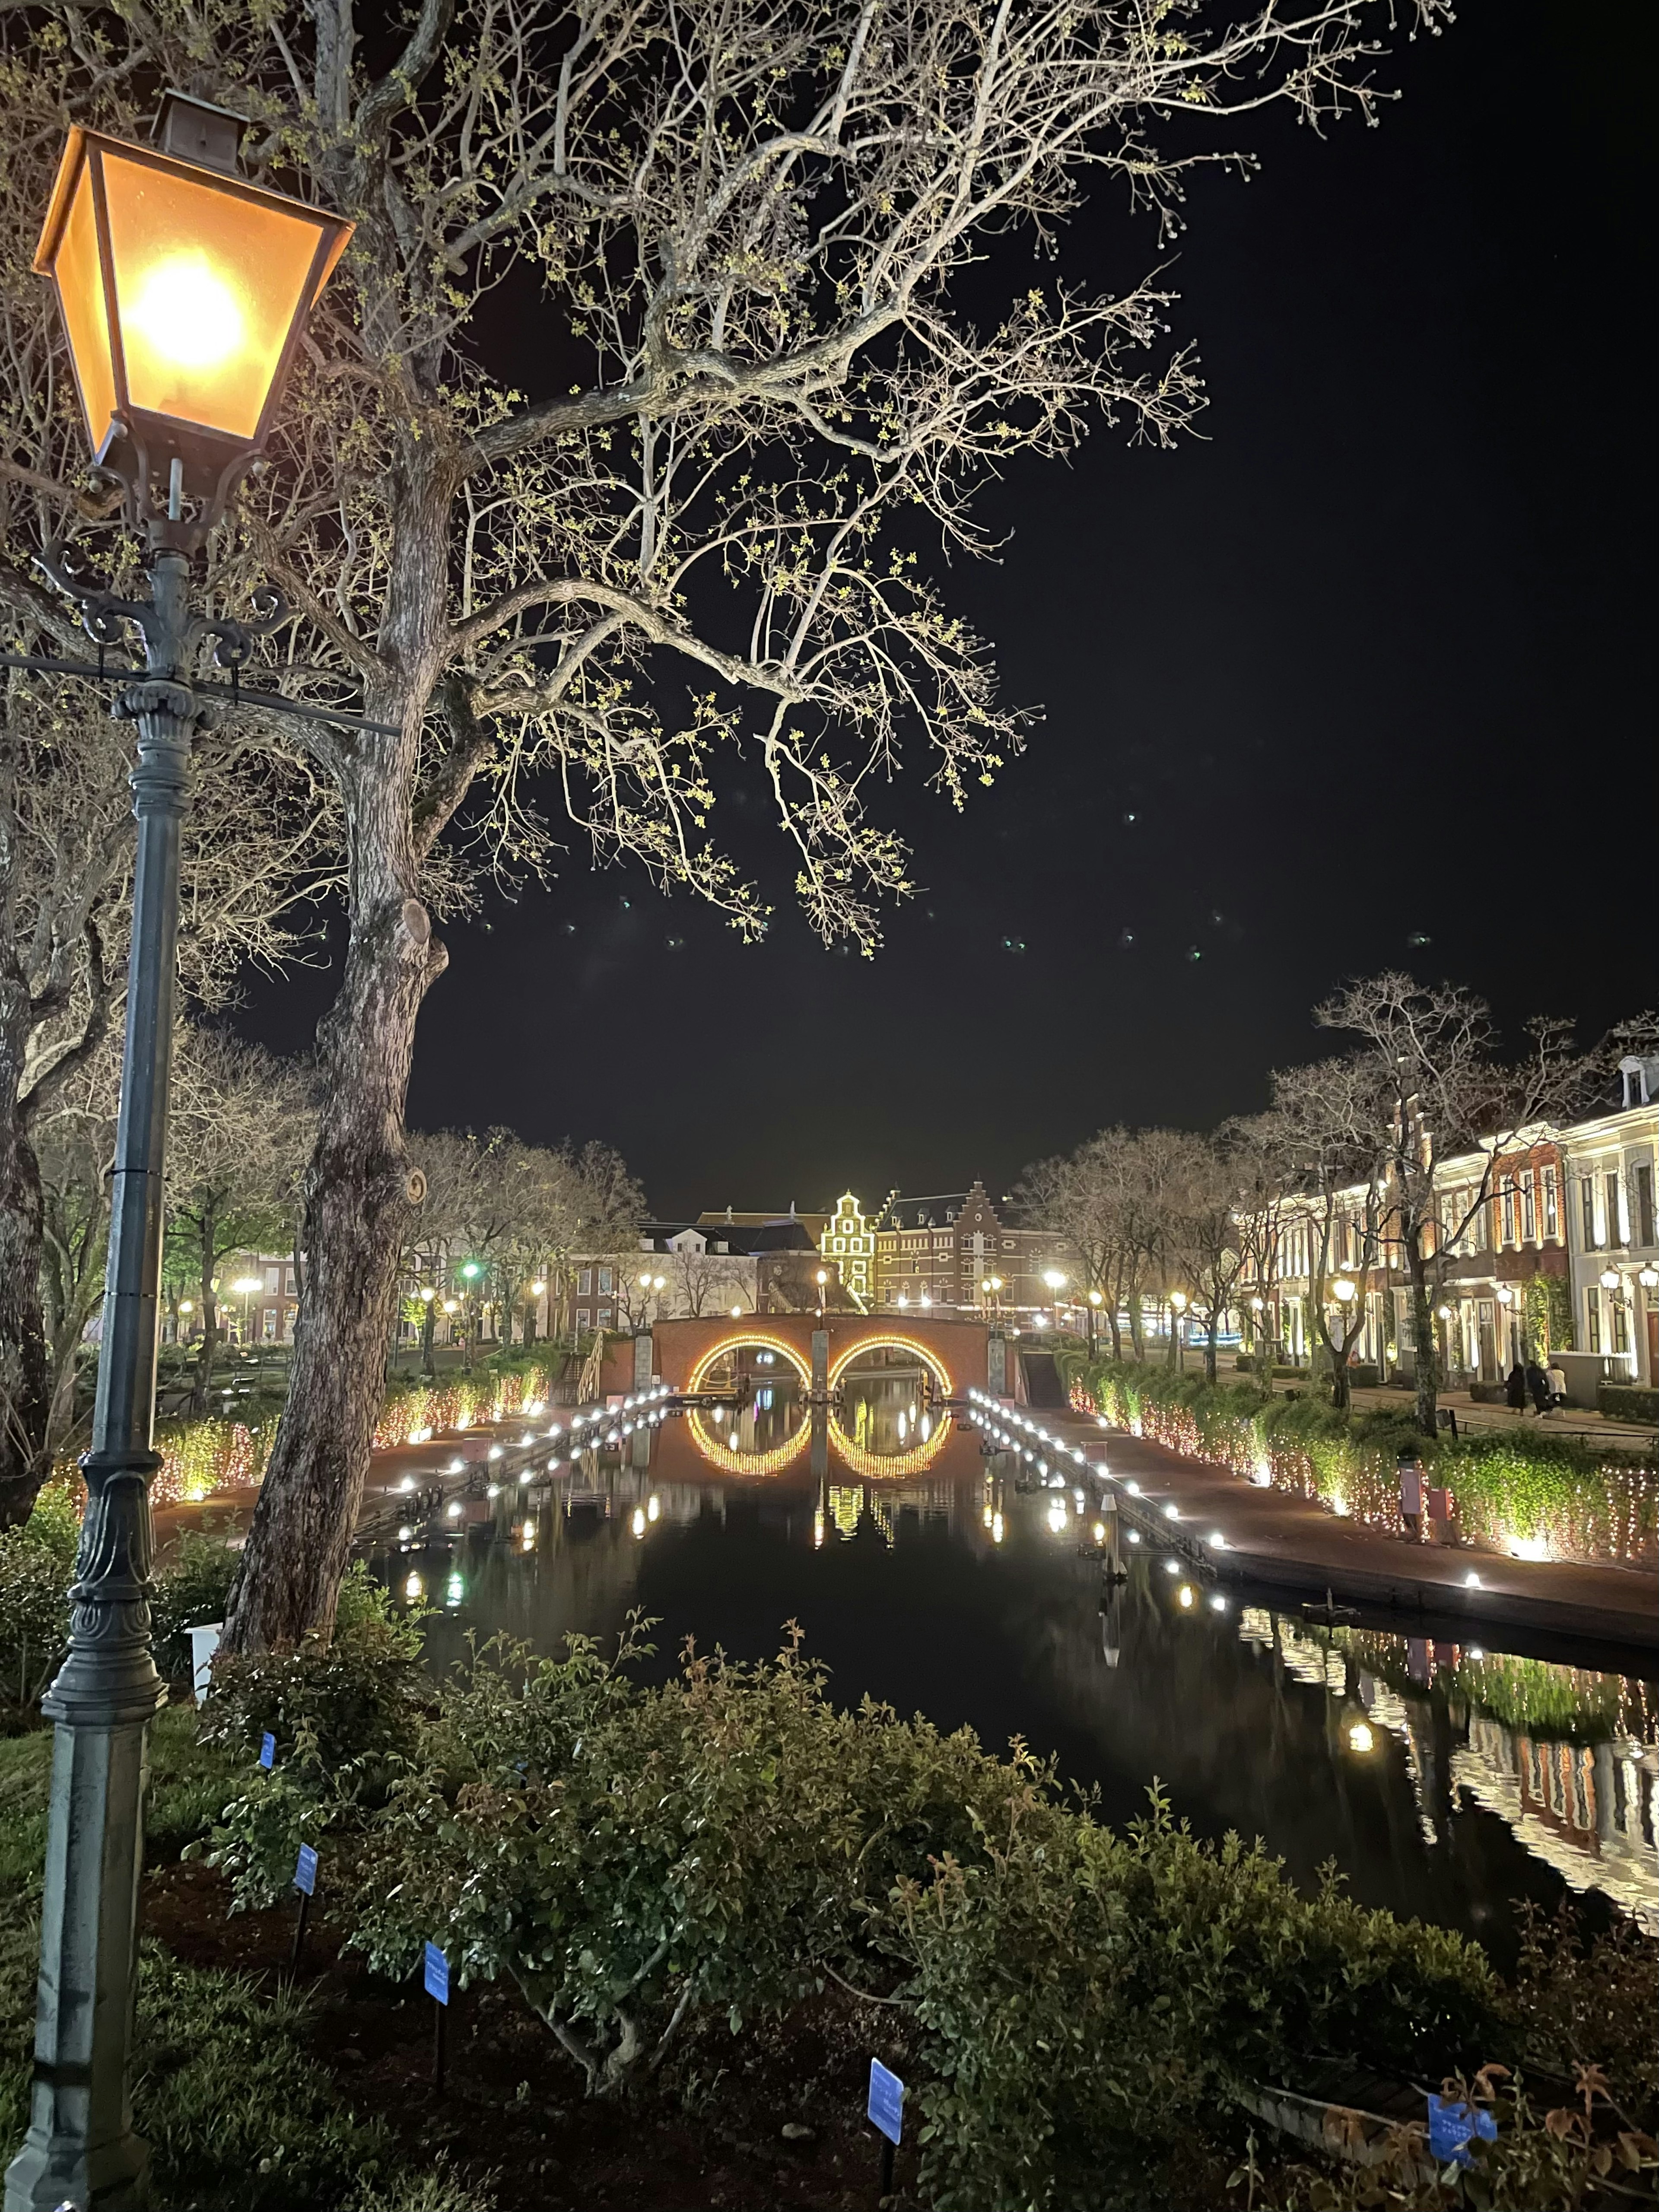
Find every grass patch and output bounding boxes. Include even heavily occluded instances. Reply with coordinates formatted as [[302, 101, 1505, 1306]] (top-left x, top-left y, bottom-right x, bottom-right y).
[[0, 1708, 490, 2212]]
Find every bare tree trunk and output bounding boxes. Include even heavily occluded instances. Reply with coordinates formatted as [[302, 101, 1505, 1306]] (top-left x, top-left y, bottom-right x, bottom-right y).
[[223, 880, 442, 1649], [0, 975, 51, 1527], [420, 1294, 437, 1378], [1204, 1315, 1218, 1386], [1407, 1245, 1439, 1440], [1126, 1280, 1144, 1362], [189, 1199, 220, 1415]]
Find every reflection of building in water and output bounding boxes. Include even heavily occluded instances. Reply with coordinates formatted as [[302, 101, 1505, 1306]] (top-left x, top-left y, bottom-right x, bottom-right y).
[[1453, 1723, 1658, 1936], [1236, 1608, 1659, 1932]]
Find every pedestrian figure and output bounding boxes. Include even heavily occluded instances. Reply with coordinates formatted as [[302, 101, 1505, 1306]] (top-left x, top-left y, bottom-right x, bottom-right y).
[[1504, 1362, 1527, 1411], [1547, 1359, 1567, 1411], [1526, 1360, 1551, 1415]]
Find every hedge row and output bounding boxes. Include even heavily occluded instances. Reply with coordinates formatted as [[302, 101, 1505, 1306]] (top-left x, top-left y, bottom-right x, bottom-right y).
[[52, 1353, 572, 1514], [1058, 1353, 1658, 1567]]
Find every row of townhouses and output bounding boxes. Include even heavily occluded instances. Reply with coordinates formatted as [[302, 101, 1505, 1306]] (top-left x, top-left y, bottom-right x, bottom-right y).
[[1254, 1055, 1659, 1401]]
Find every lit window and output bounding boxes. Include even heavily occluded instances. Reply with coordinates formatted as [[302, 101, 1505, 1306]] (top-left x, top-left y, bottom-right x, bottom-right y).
[[1543, 1167, 1559, 1241]]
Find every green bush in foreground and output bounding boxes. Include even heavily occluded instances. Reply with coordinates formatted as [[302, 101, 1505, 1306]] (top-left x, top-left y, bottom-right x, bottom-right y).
[[199, 1618, 1522, 2208]]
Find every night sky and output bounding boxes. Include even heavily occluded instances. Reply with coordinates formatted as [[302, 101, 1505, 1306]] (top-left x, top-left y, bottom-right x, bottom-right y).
[[239, 0, 1654, 1220]]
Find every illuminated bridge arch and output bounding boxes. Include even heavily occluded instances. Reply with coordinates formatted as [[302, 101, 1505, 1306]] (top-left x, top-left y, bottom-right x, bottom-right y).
[[828, 1332, 953, 1399], [684, 1330, 814, 1395]]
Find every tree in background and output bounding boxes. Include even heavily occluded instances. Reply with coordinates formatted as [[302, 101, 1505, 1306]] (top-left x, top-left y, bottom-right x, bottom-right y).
[[165, 1032, 315, 1415], [1313, 973, 1588, 1437]]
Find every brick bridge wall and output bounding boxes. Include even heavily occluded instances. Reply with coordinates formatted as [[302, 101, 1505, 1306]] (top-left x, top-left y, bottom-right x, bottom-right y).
[[600, 1313, 995, 1400]]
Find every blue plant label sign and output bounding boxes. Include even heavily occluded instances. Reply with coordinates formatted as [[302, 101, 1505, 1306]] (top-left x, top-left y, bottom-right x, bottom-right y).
[[423, 1941, 450, 2006], [294, 1844, 318, 1897], [868, 2057, 905, 2146], [259, 1732, 275, 1770], [1426, 2094, 1497, 2168]]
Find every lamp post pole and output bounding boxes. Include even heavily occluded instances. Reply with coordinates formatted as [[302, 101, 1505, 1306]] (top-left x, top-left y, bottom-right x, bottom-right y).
[[7, 553, 194, 2212]]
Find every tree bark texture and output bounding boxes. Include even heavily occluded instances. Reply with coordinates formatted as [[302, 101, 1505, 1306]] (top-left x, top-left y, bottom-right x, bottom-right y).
[[0, 968, 51, 1527], [1408, 1254, 1440, 1440], [223, 448, 455, 1651]]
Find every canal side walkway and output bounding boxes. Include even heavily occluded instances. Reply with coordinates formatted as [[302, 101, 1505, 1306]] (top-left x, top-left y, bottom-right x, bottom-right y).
[[975, 1402, 1659, 1659]]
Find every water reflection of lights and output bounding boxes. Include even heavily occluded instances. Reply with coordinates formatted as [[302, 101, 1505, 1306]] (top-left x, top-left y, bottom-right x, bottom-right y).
[[1176, 1584, 1195, 1610], [1046, 1503, 1069, 1535], [686, 1408, 810, 1477], [991, 1511, 1004, 1544], [827, 1412, 953, 1481], [630, 1506, 647, 1538], [445, 1572, 465, 1608], [1239, 1607, 1659, 1931], [404, 1570, 424, 1600]]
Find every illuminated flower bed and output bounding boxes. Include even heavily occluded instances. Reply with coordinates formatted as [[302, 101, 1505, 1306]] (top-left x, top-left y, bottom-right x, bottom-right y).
[[1064, 1354, 1657, 1569]]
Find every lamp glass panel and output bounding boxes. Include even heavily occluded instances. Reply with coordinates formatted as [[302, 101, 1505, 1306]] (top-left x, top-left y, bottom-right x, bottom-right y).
[[54, 157, 118, 454], [100, 151, 327, 439]]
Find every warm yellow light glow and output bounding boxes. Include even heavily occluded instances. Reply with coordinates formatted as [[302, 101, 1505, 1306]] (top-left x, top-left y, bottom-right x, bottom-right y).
[[420, 1286, 435, 1302], [1043, 1270, 1065, 1291], [1170, 1290, 1187, 1311], [1331, 1278, 1356, 1304], [1348, 1721, 1374, 1754], [531, 1281, 546, 1295], [178, 1299, 193, 1314], [630, 1506, 646, 1537], [127, 252, 243, 368], [1088, 1290, 1103, 1306], [233, 1276, 261, 1295], [1176, 1584, 1194, 1609], [404, 1572, 424, 1602], [816, 1269, 829, 1285]]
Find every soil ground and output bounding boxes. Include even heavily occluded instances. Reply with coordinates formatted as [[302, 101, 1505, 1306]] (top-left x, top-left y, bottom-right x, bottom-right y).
[[141, 1853, 922, 2211]]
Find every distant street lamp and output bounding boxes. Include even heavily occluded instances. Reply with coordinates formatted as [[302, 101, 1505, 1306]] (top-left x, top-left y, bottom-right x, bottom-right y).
[[10, 91, 350, 2212], [1042, 1268, 1066, 1335], [232, 1272, 262, 1346], [1086, 1287, 1103, 1359]]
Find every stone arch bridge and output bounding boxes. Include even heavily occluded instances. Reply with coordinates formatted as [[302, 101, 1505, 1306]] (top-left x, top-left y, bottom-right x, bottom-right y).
[[604, 1312, 1004, 1401]]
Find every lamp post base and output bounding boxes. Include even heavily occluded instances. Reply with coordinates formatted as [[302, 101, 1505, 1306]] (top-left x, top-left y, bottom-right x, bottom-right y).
[[4, 1714, 156, 2212]]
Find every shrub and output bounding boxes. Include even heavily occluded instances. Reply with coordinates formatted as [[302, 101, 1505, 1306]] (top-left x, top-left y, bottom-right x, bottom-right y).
[[0, 1486, 79, 1718], [1599, 1383, 1659, 1425], [892, 1792, 1501, 2211], [151, 1520, 244, 1681], [194, 1564, 433, 1908]]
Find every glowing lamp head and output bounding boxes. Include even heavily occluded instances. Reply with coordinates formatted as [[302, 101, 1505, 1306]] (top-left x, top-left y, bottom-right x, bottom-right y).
[[1043, 1270, 1065, 1291], [419, 1286, 435, 1302], [233, 1276, 261, 1296], [1640, 1266, 1659, 1290], [1170, 1290, 1187, 1311], [34, 93, 352, 529], [531, 1281, 546, 1296], [1331, 1277, 1357, 1304], [1599, 1268, 1620, 1293], [1088, 1290, 1103, 1306], [177, 1299, 193, 1315], [462, 1262, 481, 1279], [816, 1269, 829, 1285]]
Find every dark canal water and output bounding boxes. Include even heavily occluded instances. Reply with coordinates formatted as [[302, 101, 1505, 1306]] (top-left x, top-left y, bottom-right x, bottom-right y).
[[373, 1369, 1659, 1965]]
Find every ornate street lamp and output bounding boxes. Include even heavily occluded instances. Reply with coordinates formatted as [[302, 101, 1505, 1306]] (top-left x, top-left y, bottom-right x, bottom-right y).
[[7, 94, 350, 2212]]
